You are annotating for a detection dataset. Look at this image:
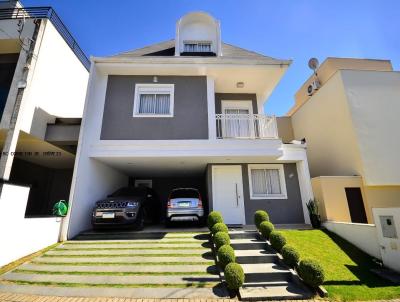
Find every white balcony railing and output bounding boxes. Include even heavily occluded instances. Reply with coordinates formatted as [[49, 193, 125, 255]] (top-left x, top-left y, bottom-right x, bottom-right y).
[[216, 114, 278, 139]]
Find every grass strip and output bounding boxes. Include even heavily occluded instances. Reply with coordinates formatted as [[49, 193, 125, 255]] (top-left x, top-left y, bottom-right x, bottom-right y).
[[0, 280, 217, 288], [0, 243, 61, 276], [42, 253, 210, 258], [13, 269, 210, 276], [31, 261, 213, 266], [55, 247, 207, 251], [63, 241, 207, 245]]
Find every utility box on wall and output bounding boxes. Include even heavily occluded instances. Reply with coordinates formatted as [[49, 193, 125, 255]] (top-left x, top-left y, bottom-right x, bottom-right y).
[[373, 208, 400, 273]]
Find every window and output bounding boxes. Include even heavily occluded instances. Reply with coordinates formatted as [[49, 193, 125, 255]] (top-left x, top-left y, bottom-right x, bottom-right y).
[[248, 164, 287, 199], [134, 179, 153, 188], [133, 84, 174, 117], [183, 41, 211, 52]]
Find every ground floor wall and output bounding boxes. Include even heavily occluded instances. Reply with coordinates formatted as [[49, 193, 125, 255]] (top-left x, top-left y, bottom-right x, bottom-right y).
[[208, 163, 305, 224], [364, 186, 400, 223]]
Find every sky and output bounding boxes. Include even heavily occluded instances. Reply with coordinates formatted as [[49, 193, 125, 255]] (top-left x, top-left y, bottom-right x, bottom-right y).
[[23, 0, 400, 116]]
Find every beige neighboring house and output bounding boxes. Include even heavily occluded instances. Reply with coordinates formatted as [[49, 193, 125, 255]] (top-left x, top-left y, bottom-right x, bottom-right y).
[[287, 57, 400, 225]]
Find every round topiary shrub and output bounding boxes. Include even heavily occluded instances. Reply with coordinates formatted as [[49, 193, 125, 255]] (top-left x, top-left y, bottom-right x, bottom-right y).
[[269, 231, 287, 252], [214, 231, 231, 250], [217, 244, 235, 269], [259, 221, 274, 239], [211, 222, 228, 235], [297, 258, 325, 288], [224, 262, 245, 290], [207, 211, 224, 230], [281, 245, 300, 268], [254, 210, 269, 229]]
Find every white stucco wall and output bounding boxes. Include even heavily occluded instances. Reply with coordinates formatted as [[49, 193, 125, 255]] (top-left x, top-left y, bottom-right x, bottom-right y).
[[341, 70, 400, 186], [0, 183, 62, 266], [323, 221, 381, 259], [19, 20, 88, 139], [62, 65, 127, 240]]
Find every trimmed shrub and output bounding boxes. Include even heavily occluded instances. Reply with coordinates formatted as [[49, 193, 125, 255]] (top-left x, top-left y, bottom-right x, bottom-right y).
[[259, 221, 274, 239], [269, 231, 287, 252], [281, 245, 300, 268], [254, 210, 269, 229], [217, 244, 235, 269], [214, 231, 231, 250], [207, 211, 224, 230], [211, 222, 228, 235], [297, 258, 325, 288], [224, 262, 245, 290]]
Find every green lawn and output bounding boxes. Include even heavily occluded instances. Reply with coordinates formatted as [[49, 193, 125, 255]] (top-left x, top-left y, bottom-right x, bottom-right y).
[[280, 229, 400, 301]]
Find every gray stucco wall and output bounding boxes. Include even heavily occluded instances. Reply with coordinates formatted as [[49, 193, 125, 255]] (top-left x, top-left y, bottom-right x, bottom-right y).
[[101, 76, 208, 140], [215, 93, 258, 114], [208, 163, 304, 224]]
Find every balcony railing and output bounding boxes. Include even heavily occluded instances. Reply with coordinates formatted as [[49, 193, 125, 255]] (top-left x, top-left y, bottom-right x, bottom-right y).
[[0, 7, 90, 70], [216, 114, 278, 139]]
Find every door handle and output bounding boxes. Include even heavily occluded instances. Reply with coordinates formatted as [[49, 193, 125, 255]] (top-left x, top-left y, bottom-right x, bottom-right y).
[[235, 183, 239, 207]]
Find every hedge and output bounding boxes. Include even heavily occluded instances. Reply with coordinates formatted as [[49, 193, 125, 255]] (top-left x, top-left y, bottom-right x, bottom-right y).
[[259, 221, 274, 239], [211, 222, 228, 235], [207, 211, 224, 230], [214, 231, 230, 250], [281, 245, 300, 268], [254, 210, 269, 229], [217, 244, 235, 269], [297, 258, 325, 288], [269, 231, 287, 252], [224, 262, 245, 290]]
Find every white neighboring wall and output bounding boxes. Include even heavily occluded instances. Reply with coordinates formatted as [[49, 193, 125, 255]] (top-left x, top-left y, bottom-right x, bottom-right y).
[[323, 221, 381, 259], [20, 20, 89, 139], [0, 184, 62, 266]]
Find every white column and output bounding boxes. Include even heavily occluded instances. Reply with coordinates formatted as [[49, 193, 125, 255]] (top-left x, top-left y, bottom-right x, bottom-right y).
[[207, 76, 216, 140]]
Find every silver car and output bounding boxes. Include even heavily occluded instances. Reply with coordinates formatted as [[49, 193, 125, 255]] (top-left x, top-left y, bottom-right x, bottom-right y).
[[166, 188, 204, 225]]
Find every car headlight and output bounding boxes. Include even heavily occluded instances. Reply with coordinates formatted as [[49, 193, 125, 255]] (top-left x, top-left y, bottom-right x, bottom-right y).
[[127, 201, 139, 208]]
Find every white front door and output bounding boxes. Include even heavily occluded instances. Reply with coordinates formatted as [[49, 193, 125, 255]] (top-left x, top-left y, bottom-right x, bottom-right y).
[[212, 165, 246, 225]]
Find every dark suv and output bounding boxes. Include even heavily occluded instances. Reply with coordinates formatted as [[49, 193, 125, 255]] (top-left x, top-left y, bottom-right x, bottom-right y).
[[92, 187, 161, 229]]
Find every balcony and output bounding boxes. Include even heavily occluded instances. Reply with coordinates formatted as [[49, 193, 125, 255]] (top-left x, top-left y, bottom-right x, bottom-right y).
[[216, 114, 278, 139]]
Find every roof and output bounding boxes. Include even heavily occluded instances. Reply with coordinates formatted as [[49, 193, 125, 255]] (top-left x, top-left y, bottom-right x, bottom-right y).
[[106, 39, 287, 63]]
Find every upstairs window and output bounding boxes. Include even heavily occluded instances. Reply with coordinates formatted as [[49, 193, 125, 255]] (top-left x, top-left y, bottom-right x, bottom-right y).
[[183, 41, 212, 53], [248, 164, 287, 199], [133, 84, 174, 117]]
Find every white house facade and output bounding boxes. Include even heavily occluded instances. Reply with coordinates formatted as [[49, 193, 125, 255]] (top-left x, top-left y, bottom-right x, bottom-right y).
[[63, 12, 314, 239]]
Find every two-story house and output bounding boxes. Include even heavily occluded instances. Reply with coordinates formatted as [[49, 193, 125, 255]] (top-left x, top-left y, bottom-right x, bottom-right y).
[[63, 12, 314, 239], [0, 1, 89, 265]]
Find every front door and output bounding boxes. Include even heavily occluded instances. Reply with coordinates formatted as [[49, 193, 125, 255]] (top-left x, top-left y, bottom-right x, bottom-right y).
[[212, 165, 245, 225]]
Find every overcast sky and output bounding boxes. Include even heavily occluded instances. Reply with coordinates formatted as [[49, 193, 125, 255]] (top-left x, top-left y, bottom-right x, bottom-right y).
[[23, 0, 400, 116]]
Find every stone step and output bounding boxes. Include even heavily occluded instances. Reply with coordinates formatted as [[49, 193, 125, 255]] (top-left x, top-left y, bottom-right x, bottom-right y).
[[239, 283, 313, 301], [230, 239, 266, 250], [19, 263, 217, 274], [46, 249, 208, 256], [242, 263, 292, 283], [2, 272, 220, 285], [34, 255, 214, 264], [229, 231, 259, 240], [235, 249, 279, 264], [0, 283, 228, 298]]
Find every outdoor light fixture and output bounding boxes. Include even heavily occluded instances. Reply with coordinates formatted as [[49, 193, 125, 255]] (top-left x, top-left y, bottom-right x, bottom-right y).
[[236, 82, 244, 88], [153, 76, 158, 83]]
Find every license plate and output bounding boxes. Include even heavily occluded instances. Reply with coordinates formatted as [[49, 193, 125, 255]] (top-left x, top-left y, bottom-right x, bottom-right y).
[[178, 202, 191, 207], [102, 212, 115, 219]]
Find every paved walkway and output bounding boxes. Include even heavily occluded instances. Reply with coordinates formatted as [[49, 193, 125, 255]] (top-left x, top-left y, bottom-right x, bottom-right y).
[[0, 232, 228, 299]]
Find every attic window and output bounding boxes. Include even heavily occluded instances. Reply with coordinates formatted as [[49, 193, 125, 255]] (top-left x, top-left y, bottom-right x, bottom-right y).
[[183, 42, 211, 53]]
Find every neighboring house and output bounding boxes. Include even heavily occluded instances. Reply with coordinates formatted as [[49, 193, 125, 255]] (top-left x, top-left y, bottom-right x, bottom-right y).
[[287, 57, 400, 224], [63, 12, 314, 239], [0, 1, 89, 265]]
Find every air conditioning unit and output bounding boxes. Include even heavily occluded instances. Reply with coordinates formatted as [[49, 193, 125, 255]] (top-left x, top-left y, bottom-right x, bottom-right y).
[[307, 80, 321, 96]]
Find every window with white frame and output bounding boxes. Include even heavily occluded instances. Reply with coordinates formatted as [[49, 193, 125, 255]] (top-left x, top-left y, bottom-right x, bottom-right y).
[[248, 164, 287, 199], [183, 41, 212, 52], [133, 84, 174, 117]]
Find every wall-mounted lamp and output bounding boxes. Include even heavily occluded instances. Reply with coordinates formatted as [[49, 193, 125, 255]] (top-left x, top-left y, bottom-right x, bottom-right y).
[[236, 82, 244, 88], [153, 76, 158, 83]]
